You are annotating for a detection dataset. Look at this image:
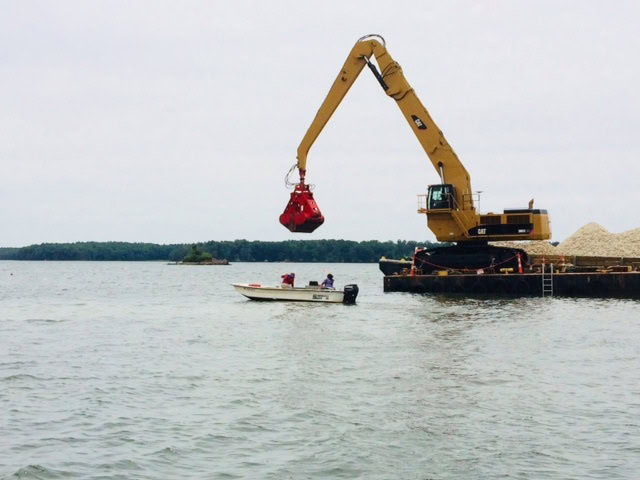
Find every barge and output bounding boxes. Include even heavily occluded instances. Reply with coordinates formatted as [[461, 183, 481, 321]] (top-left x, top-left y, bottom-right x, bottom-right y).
[[382, 254, 640, 298], [384, 271, 640, 298]]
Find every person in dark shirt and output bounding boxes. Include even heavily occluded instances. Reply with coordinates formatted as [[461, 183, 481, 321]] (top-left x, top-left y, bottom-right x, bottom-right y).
[[281, 273, 295, 288], [321, 273, 334, 289]]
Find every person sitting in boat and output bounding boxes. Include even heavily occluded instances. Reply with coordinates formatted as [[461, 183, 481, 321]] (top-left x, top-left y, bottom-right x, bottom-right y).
[[281, 272, 295, 288], [321, 273, 334, 289]]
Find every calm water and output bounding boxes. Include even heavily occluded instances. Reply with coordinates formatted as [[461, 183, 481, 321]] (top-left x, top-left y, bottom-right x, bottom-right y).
[[1, 261, 639, 479]]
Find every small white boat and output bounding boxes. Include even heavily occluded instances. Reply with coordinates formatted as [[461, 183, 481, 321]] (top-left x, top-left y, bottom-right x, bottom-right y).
[[232, 283, 359, 304]]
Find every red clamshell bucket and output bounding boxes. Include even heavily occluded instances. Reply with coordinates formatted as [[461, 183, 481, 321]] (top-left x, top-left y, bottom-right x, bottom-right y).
[[279, 183, 325, 233]]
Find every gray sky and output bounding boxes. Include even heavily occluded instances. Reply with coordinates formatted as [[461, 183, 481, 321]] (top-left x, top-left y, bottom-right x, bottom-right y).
[[2, 0, 639, 246]]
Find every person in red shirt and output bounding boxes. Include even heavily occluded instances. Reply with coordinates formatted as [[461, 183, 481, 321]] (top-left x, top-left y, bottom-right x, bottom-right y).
[[281, 272, 295, 288]]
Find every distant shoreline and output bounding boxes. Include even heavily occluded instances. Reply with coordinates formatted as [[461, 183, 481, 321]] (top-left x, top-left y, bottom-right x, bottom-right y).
[[0, 239, 440, 263]]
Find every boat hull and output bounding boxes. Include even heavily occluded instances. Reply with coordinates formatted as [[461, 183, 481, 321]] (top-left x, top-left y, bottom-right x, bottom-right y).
[[232, 284, 345, 303]]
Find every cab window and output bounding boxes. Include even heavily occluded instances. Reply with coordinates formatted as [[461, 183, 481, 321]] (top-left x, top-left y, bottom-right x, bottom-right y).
[[428, 185, 453, 209]]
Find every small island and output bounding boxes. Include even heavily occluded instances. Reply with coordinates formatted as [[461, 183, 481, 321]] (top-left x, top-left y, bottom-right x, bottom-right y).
[[170, 245, 230, 265]]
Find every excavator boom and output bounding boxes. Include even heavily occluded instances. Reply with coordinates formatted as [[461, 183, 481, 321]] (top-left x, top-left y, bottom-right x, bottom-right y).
[[295, 35, 472, 210]]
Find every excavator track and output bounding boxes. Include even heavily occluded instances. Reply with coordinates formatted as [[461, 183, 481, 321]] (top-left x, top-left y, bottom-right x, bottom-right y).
[[414, 245, 528, 274]]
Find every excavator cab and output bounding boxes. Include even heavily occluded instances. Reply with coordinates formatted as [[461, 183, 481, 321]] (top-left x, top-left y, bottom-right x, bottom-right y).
[[427, 184, 455, 210], [279, 182, 325, 233]]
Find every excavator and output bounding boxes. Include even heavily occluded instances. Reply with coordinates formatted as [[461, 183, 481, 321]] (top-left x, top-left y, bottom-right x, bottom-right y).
[[279, 34, 551, 272]]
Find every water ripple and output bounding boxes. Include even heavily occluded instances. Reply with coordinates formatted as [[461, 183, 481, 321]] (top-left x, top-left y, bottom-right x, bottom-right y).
[[10, 465, 75, 479]]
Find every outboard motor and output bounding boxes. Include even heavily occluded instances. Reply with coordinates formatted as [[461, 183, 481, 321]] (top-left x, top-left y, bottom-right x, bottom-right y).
[[342, 284, 359, 305]]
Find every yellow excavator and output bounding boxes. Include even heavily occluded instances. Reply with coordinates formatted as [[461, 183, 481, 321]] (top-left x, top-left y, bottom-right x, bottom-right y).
[[279, 34, 551, 272]]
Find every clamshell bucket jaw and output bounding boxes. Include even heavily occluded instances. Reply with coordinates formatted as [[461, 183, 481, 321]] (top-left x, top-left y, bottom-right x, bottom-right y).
[[279, 182, 325, 233]]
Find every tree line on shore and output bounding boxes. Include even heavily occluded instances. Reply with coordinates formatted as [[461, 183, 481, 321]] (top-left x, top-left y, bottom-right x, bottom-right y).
[[0, 240, 441, 263]]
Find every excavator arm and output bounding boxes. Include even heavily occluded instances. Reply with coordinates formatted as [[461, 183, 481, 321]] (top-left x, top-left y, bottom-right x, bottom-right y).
[[280, 34, 475, 234], [296, 35, 472, 207]]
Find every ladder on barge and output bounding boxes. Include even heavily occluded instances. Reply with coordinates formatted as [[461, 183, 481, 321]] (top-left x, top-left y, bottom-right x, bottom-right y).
[[542, 262, 554, 297]]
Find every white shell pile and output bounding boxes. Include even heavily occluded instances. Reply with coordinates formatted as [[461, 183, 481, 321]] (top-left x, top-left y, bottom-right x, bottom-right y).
[[556, 223, 640, 257], [491, 222, 640, 257]]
